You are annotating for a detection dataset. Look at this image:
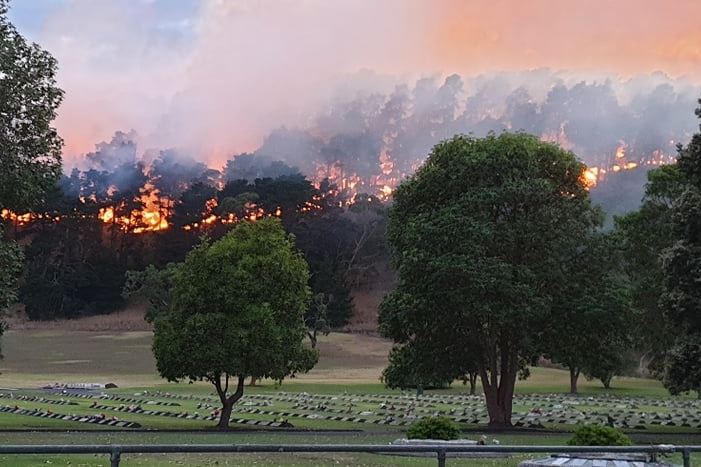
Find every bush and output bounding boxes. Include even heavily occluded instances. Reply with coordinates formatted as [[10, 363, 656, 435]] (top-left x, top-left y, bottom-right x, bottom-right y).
[[567, 424, 632, 446], [407, 416, 460, 440]]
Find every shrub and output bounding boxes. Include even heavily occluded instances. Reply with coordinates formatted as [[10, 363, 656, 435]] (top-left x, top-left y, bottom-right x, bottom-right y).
[[407, 416, 460, 440], [567, 424, 632, 446]]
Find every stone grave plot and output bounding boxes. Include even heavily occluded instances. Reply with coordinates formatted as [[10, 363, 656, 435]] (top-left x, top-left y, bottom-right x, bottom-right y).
[[259, 391, 477, 413], [46, 389, 191, 407], [516, 393, 701, 412], [511, 394, 701, 430], [0, 404, 142, 428], [84, 391, 441, 428], [135, 390, 220, 404], [232, 392, 493, 427], [0, 392, 79, 407], [237, 392, 560, 428], [83, 400, 327, 429]]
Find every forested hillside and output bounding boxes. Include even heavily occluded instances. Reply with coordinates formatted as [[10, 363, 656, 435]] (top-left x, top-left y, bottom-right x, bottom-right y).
[[3, 72, 699, 328]]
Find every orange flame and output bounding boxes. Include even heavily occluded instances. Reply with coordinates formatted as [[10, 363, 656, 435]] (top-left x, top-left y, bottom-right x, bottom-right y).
[[1, 209, 32, 225]]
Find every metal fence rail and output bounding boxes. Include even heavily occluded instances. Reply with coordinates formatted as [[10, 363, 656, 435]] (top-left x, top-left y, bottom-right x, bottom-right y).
[[0, 443, 699, 467]]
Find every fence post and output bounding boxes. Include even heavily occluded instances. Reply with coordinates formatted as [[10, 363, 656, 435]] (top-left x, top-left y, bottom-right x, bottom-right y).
[[436, 448, 446, 467], [682, 448, 691, 467], [110, 446, 121, 467]]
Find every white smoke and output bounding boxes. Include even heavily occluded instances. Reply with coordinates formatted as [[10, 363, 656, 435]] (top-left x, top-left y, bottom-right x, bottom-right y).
[[13, 0, 701, 169]]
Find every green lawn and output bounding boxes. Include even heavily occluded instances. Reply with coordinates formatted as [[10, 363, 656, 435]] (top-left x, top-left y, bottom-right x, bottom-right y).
[[0, 329, 699, 466]]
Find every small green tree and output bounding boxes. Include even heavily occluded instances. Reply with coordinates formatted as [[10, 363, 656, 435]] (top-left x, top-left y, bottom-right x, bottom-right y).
[[661, 334, 701, 396], [305, 292, 331, 349], [152, 218, 318, 428], [544, 231, 635, 394], [122, 264, 178, 322], [0, 231, 22, 353]]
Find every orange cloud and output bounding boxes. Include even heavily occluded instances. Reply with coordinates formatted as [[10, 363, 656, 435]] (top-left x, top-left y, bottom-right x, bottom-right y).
[[422, 0, 701, 80], [28, 0, 701, 168]]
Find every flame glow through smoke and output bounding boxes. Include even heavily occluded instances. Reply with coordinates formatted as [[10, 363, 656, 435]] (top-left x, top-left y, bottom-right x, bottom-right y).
[[4, 69, 697, 234], [6, 0, 701, 233], [14, 0, 700, 167]]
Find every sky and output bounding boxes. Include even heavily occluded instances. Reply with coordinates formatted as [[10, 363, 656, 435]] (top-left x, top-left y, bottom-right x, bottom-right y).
[[7, 0, 701, 167]]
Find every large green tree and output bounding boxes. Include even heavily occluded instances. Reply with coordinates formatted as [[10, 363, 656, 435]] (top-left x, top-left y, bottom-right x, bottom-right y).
[[659, 98, 701, 396], [379, 133, 601, 428], [151, 218, 318, 428], [0, 0, 63, 347]]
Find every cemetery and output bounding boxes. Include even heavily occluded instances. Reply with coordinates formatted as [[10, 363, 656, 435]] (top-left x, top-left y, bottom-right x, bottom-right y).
[[0, 384, 697, 434]]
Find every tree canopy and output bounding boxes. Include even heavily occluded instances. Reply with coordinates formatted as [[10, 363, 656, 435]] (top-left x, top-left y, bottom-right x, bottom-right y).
[[0, 0, 63, 354], [379, 133, 602, 428], [614, 164, 683, 376], [151, 217, 318, 428], [0, 0, 63, 213], [543, 230, 634, 393], [659, 98, 701, 396]]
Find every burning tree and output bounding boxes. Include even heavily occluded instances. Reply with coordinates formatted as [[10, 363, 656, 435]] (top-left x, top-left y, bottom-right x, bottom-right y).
[[151, 217, 318, 428], [379, 133, 601, 429]]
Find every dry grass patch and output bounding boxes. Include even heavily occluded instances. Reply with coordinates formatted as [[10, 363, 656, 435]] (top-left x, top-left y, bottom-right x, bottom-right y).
[[0, 327, 392, 388], [5, 305, 153, 332], [1, 303, 393, 387]]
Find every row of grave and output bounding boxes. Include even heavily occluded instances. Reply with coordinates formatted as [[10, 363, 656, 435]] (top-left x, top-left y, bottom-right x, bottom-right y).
[[45, 390, 701, 427], [5, 392, 509, 429], [1, 401, 286, 429], [0, 402, 383, 430], [46, 390, 182, 407], [0, 405, 142, 428], [0, 393, 78, 406], [32, 389, 701, 430], [47, 383, 701, 412], [53, 386, 700, 414], [235, 392, 701, 425], [22, 393, 693, 431], [244, 391, 701, 412], [516, 393, 701, 410]]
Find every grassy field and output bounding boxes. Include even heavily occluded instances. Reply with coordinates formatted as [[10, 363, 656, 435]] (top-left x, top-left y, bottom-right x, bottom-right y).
[[0, 327, 699, 466]]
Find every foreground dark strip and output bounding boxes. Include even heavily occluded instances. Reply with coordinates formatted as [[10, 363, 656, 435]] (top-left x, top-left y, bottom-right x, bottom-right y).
[[0, 443, 697, 467]]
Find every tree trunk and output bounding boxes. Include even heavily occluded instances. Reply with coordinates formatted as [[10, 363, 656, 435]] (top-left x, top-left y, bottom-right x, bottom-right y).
[[214, 374, 245, 429], [248, 377, 257, 386], [569, 367, 580, 394], [307, 330, 317, 349], [468, 372, 477, 395], [480, 365, 516, 430], [217, 396, 235, 429]]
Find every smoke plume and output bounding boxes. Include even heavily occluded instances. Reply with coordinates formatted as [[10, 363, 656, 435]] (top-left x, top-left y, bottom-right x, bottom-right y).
[[12, 0, 699, 170]]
